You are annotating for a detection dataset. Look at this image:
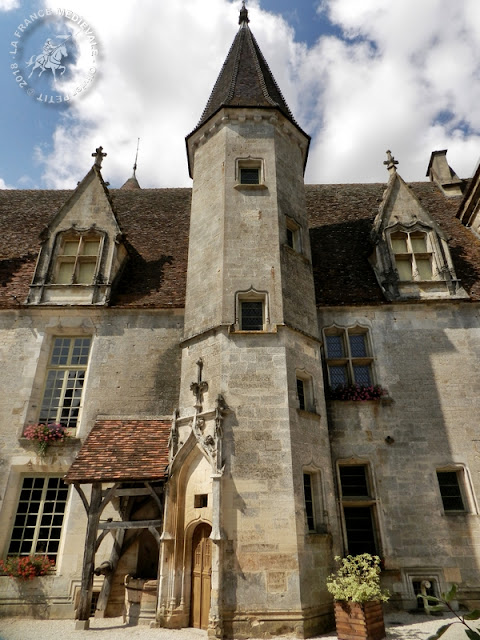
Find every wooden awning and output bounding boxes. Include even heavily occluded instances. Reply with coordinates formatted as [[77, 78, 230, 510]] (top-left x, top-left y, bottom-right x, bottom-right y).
[[64, 419, 171, 484]]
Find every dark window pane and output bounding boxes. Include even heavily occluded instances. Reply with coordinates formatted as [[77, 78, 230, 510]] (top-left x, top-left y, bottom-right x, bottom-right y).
[[303, 474, 315, 531], [340, 466, 369, 497], [241, 301, 263, 331], [343, 506, 377, 555], [353, 365, 372, 386], [297, 379, 305, 411], [326, 335, 344, 358], [437, 471, 465, 511], [286, 227, 294, 248], [329, 365, 347, 387], [240, 168, 259, 184], [349, 334, 367, 357]]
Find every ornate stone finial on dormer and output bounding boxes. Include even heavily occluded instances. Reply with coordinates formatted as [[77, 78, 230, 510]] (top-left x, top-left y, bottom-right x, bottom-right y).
[[384, 150, 399, 173], [239, 1, 249, 25], [92, 146, 107, 168]]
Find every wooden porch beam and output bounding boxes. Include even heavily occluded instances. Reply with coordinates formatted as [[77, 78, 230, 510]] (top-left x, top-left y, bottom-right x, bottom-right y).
[[98, 518, 163, 530]]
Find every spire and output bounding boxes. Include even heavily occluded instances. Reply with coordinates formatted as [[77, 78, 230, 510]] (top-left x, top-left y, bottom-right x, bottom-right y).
[[120, 139, 141, 190], [192, 4, 302, 135]]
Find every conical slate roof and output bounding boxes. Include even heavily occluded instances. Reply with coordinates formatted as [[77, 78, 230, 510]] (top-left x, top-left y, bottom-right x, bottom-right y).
[[194, 13, 299, 132]]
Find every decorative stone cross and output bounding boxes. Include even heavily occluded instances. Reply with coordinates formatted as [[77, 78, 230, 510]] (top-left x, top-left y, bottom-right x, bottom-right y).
[[239, 1, 249, 24], [384, 150, 399, 172], [190, 358, 209, 411], [92, 146, 107, 168]]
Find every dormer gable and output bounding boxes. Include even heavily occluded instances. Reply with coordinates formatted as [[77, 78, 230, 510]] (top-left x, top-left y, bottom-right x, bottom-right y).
[[370, 151, 467, 301], [28, 148, 128, 306]]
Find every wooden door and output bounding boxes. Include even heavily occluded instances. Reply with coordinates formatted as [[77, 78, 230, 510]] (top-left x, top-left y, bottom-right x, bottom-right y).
[[190, 523, 212, 629]]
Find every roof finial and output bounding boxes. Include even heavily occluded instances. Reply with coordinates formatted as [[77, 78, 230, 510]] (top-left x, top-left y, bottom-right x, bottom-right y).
[[92, 146, 107, 169], [239, 1, 249, 25], [384, 150, 399, 173], [133, 138, 140, 178]]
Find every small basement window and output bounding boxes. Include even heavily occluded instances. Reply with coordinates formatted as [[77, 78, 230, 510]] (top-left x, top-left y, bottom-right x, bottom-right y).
[[413, 579, 437, 610]]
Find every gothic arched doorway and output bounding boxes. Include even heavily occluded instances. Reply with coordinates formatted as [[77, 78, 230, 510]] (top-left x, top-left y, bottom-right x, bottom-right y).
[[190, 522, 212, 629]]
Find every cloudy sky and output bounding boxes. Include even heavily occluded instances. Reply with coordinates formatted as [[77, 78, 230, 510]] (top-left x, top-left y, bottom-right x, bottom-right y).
[[1, 0, 479, 190]]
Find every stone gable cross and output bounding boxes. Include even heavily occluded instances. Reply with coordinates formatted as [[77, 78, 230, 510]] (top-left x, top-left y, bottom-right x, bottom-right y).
[[384, 150, 399, 172], [92, 146, 107, 168]]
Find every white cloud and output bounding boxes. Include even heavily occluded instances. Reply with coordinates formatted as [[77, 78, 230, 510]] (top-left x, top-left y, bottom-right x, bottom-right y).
[[0, 0, 19, 10], [36, 0, 480, 188], [0, 178, 12, 189]]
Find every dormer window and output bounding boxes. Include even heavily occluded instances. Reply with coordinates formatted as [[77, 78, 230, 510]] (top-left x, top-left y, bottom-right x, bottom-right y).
[[390, 231, 432, 281], [54, 235, 101, 285]]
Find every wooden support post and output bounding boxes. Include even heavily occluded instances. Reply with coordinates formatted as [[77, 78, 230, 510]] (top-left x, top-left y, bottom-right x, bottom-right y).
[[76, 482, 103, 626]]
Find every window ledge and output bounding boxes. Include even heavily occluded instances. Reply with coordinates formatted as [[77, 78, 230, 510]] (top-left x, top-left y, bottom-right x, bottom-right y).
[[234, 183, 268, 191], [230, 326, 277, 335], [297, 408, 321, 419], [18, 437, 82, 448], [329, 396, 393, 406], [305, 529, 329, 539]]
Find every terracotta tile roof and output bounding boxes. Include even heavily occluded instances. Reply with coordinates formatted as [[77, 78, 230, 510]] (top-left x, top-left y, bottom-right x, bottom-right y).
[[2, 181, 480, 310], [191, 23, 302, 136], [64, 419, 171, 484]]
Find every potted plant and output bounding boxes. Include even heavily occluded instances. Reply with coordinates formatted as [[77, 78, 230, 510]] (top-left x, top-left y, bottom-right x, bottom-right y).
[[326, 554, 389, 640], [23, 422, 69, 456], [0, 555, 54, 580]]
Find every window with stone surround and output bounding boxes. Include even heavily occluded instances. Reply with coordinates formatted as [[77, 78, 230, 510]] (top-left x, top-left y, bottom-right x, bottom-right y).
[[338, 464, 379, 555], [38, 336, 92, 429], [235, 158, 265, 189], [436, 468, 468, 513], [52, 233, 101, 285], [235, 289, 269, 331], [296, 371, 315, 412], [303, 470, 324, 533], [324, 327, 374, 388], [285, 217, 302, 253], [6, 476, 69, 563]]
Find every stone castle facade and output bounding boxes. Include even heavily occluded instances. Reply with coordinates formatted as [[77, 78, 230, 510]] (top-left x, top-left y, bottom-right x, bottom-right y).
[[1, 6, 480, 638]]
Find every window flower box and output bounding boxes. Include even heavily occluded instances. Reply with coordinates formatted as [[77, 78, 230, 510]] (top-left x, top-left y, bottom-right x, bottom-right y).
[[0, 555, 54, 580], [329, 384, 387, 402], [22, 423, 69, 457]]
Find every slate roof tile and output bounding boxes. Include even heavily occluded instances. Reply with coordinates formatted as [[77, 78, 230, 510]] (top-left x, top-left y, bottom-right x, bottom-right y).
[[1, 181, 480, 309]]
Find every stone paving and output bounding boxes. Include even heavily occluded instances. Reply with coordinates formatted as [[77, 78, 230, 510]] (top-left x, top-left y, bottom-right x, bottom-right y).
[[0, 611, 473, 640]]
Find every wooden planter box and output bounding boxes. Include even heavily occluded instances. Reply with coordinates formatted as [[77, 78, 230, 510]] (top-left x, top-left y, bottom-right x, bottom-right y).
[[334, 600, 386, 640]]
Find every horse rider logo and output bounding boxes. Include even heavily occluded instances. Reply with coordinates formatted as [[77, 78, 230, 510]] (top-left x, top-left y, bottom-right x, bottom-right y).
[[26, 35, 71, 81]]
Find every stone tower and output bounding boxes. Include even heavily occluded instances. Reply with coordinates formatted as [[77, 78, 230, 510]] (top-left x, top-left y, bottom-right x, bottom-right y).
[[158, 6, 339, 637]]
